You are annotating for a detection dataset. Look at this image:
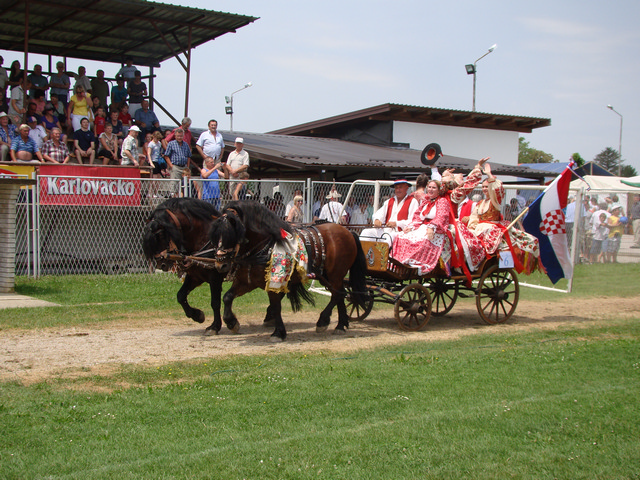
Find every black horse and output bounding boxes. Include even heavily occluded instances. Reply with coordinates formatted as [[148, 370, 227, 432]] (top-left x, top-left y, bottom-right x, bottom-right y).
[[209, 200, 369, 341], [142, 197, 239, 335]]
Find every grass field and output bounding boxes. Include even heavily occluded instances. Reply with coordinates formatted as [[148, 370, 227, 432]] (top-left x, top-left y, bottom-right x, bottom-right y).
[[1, 264, 639, 479]]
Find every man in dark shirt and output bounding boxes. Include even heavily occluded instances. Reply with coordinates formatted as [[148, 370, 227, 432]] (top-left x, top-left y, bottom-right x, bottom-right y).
[[73, 117, 96, 164]]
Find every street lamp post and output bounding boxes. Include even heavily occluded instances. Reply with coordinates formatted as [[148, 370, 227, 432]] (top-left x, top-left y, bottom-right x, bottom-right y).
[[225, 82, 253, 132], [607, 105, 623, 176], [465, 44, 497, 112]]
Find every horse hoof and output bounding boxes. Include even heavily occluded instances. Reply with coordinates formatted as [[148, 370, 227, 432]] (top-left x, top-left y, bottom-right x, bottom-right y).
[[269, 335, 285, 343], [194, 311, 205, 324], [316, 325, 328, 333], [229, 323, 241, 334], [333, 328, 347, 335], [203, 328, 219, 336]]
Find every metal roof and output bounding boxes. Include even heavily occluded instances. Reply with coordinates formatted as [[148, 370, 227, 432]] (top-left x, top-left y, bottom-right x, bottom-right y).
[[0, 0, 258, 67], [203, 129, 549, 182], [269, 103, 551, 136]]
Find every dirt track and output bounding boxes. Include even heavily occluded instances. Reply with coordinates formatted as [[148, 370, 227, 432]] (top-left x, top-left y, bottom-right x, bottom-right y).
[[2, 296, 640, 385]]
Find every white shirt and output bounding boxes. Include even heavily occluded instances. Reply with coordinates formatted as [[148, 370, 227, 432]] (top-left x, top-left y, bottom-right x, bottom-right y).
[[196, 130, 225, 159], [371, 195, 419, 231], [227, 148, 249, 173], [319, 201, 346, 223], [28, 125, 47, 149]]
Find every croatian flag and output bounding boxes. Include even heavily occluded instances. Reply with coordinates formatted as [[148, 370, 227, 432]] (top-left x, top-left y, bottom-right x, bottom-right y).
[[522, 162, 574, 284]]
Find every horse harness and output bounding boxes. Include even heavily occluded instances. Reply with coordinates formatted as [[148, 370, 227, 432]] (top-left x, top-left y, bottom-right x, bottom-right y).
[[294, 224, 326, 276]]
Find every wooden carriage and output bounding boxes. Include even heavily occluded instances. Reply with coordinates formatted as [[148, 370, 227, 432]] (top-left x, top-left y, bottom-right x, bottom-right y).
[[345, 240, 520, 331]]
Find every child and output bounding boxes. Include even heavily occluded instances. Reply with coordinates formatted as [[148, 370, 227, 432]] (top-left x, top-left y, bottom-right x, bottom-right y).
[[589, 212, 609, 263], [200, 157, 224, 209], [606, 206, 624, 263], [93, 106, 106, 137], [118, 103, 132, 136]]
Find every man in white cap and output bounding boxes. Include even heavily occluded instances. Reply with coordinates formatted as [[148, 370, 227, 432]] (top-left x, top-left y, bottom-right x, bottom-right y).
[[121, 125, 144, 166], [360, 179, 419, 246], [319, 189, 347, 224], [224, 137, 249, 198]]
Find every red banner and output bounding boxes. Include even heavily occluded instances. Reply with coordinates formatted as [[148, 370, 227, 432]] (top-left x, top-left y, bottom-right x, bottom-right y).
[[38, 165, 142, 206]]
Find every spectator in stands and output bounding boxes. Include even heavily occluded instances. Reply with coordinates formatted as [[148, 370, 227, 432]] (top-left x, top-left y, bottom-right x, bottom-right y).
[[147, 130, 167, 177], [90, 69, 109, 108], [8, 60, 22, 90], [93, 106, 106, 137], [49, 62, 71, 111], [27, 64, 48, 99], [26, 115, 47, 150], [108, 109, 124, 145], [118, 103, 132, 135], [73, 117, 96, 164], [110, 75, 128, 111], [121, 125, 145, 167], [10, 124, 43, 162], [48, 94, 66, 124], [41, 127, 69, 164], [134, 99, 160, 140], [90, 95, 104, 119], [164, 128, 192, 195], [73, 66, 91, 95], [67, 85, 92, 131], [8, 76, 29, 125], [0, 112, 18, 162], [196, 119, 224, 162], [98, 122, 118, 164], [127, 70, 147, 118], [0, 56, 8, 93], [0, 89, 9, 115], [116, 57, 139, 84], [165, 117, 192, 146], [286, 195, 304, 223], [32, 89, 46, 115], [25, 100, 40, 123]]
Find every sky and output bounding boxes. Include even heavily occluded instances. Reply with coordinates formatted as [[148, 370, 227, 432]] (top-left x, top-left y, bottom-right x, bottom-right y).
[[4, 0, 640, 173]]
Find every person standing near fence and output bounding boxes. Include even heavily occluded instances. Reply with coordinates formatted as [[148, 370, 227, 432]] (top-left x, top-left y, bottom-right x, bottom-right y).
[[164, 128, 192, 196], [630, 194, 640, 248]]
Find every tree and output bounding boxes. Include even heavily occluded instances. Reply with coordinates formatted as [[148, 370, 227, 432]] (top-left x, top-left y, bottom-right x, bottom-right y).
[[518, 137, 554, 164], [620, 164, 638, 177], [570, 152, 585, 167], [593, 147, 620, 173]]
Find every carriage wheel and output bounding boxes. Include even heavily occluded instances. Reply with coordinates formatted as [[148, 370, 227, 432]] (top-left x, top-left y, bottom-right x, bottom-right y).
[[427, 278, 458, 317], [344, 282, 374, 322], [394, 283, 432, 331], [476, 265, 519, 325]]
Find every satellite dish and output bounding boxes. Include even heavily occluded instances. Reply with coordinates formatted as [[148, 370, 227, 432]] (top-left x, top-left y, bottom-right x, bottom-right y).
[[420, 143, 443, 166]]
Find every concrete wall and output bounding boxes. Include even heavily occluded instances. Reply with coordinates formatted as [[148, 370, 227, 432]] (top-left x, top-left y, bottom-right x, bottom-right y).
[[393, 121, 520, 165]]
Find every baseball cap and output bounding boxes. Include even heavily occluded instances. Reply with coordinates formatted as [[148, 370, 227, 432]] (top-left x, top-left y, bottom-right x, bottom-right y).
[[235, 137, 244, 143]]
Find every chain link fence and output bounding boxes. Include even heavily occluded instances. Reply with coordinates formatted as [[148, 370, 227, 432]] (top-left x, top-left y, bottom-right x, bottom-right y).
[[11, 174, 640, 277]]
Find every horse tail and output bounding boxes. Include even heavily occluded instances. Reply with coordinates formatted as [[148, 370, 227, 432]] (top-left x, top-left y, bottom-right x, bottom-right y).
[[348, 232, 369, 308], [287, 280, 315, 312]]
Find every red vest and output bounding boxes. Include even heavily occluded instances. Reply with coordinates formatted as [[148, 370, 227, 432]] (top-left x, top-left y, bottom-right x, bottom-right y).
[[385, 194, 414, 230]]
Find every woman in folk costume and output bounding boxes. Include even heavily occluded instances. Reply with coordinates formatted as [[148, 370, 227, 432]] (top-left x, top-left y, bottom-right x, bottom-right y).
[[392, 179, 452, 275], [467, 163, 542, 274], [440, 159, 490, 276]]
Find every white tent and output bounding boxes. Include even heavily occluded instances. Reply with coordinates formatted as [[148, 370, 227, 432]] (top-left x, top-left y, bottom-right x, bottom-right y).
[[570, 175, 640, 214]]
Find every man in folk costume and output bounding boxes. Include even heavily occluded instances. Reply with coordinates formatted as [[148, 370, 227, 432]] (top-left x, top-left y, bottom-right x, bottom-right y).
[[360, 179, 419, 247], [318, 188, 347, 224]]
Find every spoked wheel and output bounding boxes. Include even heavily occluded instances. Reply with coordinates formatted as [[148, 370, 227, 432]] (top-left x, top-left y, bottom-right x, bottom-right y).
[[427, 278, 458, 317], [394, 283, 432, 331], [344, 281, 374, 322], [476, 265, 519, 324]]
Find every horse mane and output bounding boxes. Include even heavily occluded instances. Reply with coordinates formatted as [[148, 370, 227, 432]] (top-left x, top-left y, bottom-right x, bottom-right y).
[[223, 200, 293, 244], [143, 198, 220, 259]]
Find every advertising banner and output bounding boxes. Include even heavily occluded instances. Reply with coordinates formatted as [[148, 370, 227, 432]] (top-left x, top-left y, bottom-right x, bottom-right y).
[[0, 164, 37, 179], [38, 165, 142, 206]]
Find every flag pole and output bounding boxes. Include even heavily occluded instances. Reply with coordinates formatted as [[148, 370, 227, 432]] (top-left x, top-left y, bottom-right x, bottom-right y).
[[506, 207, 529, 230]]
